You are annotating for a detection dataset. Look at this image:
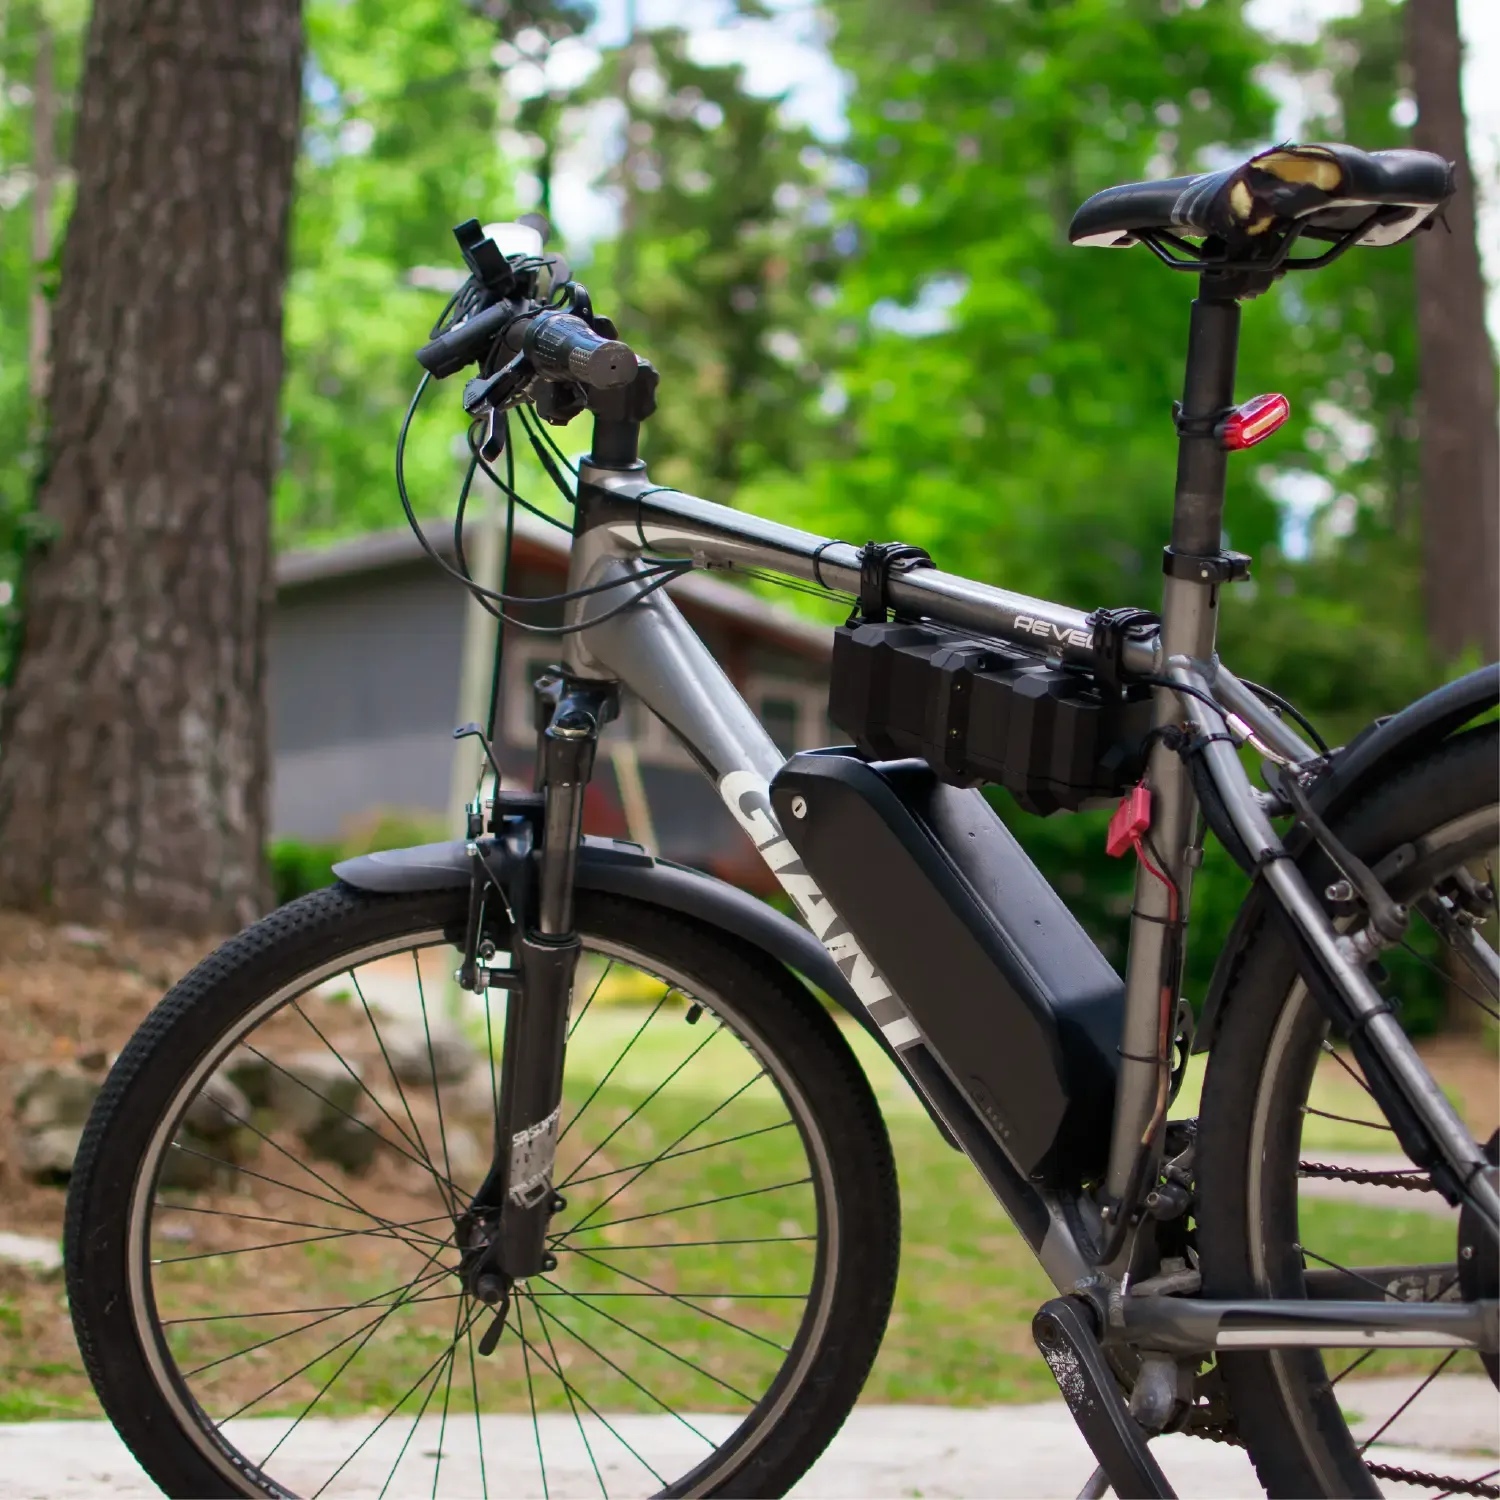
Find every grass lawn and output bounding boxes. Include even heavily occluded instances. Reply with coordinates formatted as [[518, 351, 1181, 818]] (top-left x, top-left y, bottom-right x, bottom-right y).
[[0, 988, 1487, 1424]]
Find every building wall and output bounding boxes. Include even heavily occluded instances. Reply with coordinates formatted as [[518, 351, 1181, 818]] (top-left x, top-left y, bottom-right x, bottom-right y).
[[270, 559, 835, 878]]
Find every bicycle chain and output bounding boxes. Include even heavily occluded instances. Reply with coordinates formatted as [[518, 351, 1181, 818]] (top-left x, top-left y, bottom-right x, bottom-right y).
[[1299, 1159, 1436, 1192], [1187, 1411, 1499, 1496]]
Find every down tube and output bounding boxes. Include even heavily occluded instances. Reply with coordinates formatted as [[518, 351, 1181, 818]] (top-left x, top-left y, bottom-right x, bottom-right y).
[[571, 572, 1093, 1291]]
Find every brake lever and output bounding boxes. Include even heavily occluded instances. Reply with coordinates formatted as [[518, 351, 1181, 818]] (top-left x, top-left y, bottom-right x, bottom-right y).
[[463, 355, 531, 462]]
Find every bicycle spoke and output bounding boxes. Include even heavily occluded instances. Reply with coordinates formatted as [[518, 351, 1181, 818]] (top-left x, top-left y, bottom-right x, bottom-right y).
[[1319, 1040, 1375, 1099], [563, 1065, 769, 1236], [154, 1216, 452, 1265], [1397, 937, 1499, 1020], [376, 1329, 459, 1500], [159, 1139, 442, 1240], [567, 958, 615, 1042], [532, 1276, 763, 1401], [526, 1291, 720, 1442], [560, 1022, 723, 1188], [554, 1235, 816, 1253], [169, 1091, 418, 1233], [308, 1299, 486, 1498], [352, 969, 452, 1205], [530, 1280, 607, 1499], [1295, 1244, 1406, 1301], [508, 1308, 667, 1489], [1329, 1349, 1374, 1387], [281, 1005, 460, 1191], [1357, 1351, 1456, 1455], [558, 990, 671, 1145], [185, 1270, 455, 1380], [553, 1252, 791, 1354], [1302, 1106, 1393, 1133], [516, 1295, 550, 1500], [561, 1119, 795, 1190], [227, 1242, 451, 1430], [430, 1294, 464, 1499], [465, 1314, 489, 1500], [156, 1200, 446, 1251], [554, 1175, 813, 1239], [415, 952, 459, 1218]]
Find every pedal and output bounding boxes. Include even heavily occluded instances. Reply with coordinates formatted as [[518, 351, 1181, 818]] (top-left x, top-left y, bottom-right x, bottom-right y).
[[1032, 1296, 1176, 1500]]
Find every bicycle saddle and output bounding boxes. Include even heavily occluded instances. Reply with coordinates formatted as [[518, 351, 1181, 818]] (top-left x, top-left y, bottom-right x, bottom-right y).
[[1069, 142, 1453, 252]]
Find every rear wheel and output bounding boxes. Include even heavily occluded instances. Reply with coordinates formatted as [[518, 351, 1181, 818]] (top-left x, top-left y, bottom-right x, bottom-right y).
[[1197, 725, 1499, 1499], [66, 884, 901, 1498]]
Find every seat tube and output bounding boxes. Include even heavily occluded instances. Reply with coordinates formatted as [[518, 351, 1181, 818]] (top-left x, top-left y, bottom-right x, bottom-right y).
[[1106, 282, 1241, 1201]]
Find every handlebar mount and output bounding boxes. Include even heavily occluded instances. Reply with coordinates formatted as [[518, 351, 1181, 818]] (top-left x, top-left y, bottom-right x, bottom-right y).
[[414, 216, 657, 468]]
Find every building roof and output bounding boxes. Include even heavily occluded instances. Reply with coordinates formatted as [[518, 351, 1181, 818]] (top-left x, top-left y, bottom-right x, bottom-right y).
[[275, 505, 835, 661]]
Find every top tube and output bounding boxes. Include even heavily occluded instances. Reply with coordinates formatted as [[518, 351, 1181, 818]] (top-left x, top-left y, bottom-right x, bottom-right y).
[[575, 460, 1161, 677]]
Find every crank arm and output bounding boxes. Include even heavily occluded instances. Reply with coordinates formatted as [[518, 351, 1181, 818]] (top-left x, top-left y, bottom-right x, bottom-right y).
[[1033, 1297, 1175, 1499]]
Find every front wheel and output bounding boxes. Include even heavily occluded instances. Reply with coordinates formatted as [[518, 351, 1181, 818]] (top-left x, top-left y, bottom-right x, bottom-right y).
[[65, 884, 901, 1498], [1197, 723, 1499, 1498]]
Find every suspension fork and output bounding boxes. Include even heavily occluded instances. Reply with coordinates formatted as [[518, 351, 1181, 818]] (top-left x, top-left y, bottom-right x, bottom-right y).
[[467, 674, 617, 1284]]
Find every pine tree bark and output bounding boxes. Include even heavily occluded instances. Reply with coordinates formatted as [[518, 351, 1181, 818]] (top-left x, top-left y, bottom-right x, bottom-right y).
[[1407, 0, 1499, 665], [0, 0, 303, 932]]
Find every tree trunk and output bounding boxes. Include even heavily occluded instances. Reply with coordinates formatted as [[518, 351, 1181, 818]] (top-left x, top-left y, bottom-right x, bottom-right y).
[[1407, 0, 1500, 665], [0, 0, 303, 933]]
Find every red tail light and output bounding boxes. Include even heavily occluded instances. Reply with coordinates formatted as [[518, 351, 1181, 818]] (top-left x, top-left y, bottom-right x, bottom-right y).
[[1218, 392, 1290, 451]]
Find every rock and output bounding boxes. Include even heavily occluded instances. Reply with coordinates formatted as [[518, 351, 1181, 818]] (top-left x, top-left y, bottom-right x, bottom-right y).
[[299, 1113, 379, 1175], [17, 1125, 84, 1183], [263, 1052, 383, 1174], [182, 1072, 251, 1140], [223, 1047, 274, 1108], [381, 1017, 478, 1087], [0, 1232, 63, 1274], [158, 1135, 225, 1193], [441, 1125, 489, 1188], [267, 1052, 363, 1136], [15, 1065, 100, 1131], [58, 923, 105, 950]]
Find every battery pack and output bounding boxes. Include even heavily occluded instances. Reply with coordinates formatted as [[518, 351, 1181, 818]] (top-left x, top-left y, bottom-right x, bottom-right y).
[[828, 620, 1153, 814]]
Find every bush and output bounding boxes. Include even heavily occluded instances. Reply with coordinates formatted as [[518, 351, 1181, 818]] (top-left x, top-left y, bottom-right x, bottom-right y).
[[269, 807, 448, 907]]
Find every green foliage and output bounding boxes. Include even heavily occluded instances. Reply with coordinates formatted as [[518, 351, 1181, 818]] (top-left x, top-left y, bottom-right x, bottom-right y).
[[577, 28, 837, 498], [270, 807, 448, 906], [0, 2, 84, 677]]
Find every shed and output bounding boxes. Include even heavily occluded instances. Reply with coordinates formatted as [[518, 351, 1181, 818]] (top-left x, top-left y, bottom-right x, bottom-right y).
[[271, 509, 836, 890]]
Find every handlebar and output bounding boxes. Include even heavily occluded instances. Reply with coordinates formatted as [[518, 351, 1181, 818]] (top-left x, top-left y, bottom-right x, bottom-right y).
[[415, 300, 637, 389], [510, 311, 636, 389]]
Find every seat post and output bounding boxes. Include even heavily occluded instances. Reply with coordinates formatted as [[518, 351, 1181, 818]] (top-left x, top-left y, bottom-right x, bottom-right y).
[[1170, 283, 1241, 558], [1105, 278, 1242, 1201]]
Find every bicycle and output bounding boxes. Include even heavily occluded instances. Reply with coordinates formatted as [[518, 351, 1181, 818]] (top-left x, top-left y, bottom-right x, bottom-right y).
[[66, 141, 1497, 1499]]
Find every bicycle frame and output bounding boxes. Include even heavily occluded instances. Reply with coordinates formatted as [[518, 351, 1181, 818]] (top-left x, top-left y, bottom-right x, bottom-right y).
[[471, 275, 1499, 1364]]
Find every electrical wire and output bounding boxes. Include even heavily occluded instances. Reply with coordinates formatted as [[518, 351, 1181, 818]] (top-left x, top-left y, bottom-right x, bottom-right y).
[[395, 373, 694, 634], [1239, 677, 1330, 754], [518, 404, 581, 477]]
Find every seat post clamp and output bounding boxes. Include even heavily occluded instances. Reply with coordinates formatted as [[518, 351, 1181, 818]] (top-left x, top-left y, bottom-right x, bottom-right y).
[[1162, 546, 1253, 585], [854, 540, 935, 624]]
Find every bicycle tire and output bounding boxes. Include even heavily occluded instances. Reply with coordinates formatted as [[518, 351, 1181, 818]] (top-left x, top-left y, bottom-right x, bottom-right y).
[[1196, 723, 1498, 1498], [65, 883, 901, 1498]]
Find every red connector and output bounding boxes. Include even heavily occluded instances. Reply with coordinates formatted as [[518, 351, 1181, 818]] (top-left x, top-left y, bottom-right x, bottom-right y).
[[1106, 784, 1153, 858]]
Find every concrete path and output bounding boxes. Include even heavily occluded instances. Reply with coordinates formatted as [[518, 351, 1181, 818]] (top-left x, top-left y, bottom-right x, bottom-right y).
[[1, 1378, 1493, 1497]]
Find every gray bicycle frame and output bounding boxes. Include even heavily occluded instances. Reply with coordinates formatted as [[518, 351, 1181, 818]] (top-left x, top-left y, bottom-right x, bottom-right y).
[[547, 456, 1498, 1360]]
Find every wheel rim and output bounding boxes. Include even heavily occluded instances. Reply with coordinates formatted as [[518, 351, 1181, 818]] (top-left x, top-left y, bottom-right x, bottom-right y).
[[124, 926, 842, 1498], [1245, 804, 1499, 1498]]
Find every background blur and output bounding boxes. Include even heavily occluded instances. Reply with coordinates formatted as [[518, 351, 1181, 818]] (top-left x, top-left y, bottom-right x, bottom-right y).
[[0, 0, 1495, 1027]]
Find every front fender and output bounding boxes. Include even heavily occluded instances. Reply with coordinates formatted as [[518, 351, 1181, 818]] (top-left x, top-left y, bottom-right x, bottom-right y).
[[334, 833, 889, 1059], [1194, 663, 1498, 1053]]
